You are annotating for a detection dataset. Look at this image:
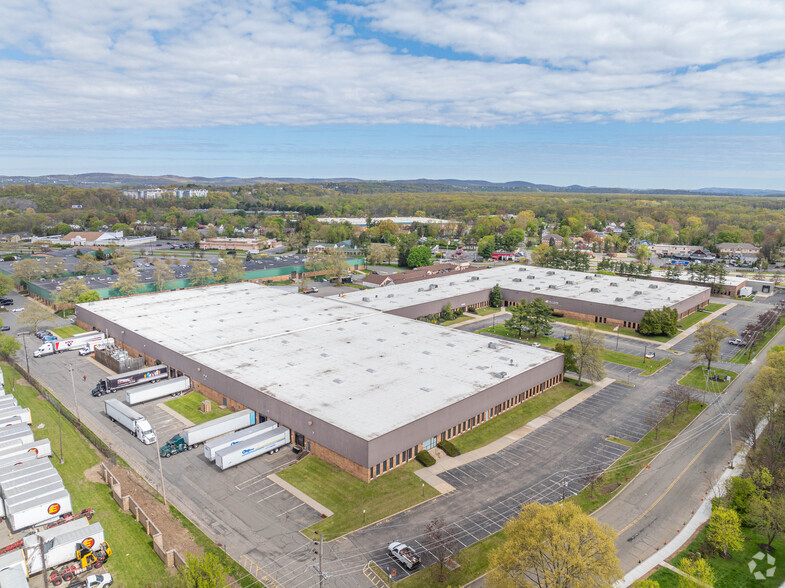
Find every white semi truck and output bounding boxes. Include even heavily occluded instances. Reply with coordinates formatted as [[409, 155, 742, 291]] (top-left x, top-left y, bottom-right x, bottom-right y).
[[78, 338, 114, 356], [125, 376, 191, 406], [103, 399, 156, 445], [215, 426, 290, 470], [203, 420, 278, 461], [159, 409, 255, 457], [34, 332, 106, 358]]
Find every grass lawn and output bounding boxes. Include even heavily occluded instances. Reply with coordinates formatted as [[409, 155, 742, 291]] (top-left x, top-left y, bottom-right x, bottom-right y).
[[277, 456, 439, 538], [570, 400, 705, 513], [472, 307, 503, 316], [51, 325, 86, 338], [678, 366, 737, 393], [604, 350, 671, 376], [552, 316, 672, 342], [164, 391, 233, 424], [452, 379, 587, 454], [729, 316, 785, 364], [440, 315, 473, 326], [397, 530, 507, 588], [677, 311, 711, 330], [169, 506, 258, 587], [644, 525, 785, 587], [479, 325, 562, 349], [704, 303, 727, 313], [3, 364, 166, 588]]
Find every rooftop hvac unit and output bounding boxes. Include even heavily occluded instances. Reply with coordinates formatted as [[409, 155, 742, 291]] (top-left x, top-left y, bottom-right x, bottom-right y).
[[615, 297, 624, 302], [387, 293, 394, 298], [519, 267, 527, 271], [634, 290, 642, 295], [590, 287, 600, 293], [488, 342, 498, 349], [610, 282, 619, 286], [546, 270, 555, 275], [627, 277, 636, 281], [418, 288, 424, 292], [566, 280, 575, 285], [470, 276, 480, 281], [449, 282, 455, 286], [429, 284, 438, 290], [648, 284, 658, 289], [527, 275, 536, 279], [513, 278, 522, 282], [548, 284, 558, 289], [585, 275, 593, 279]]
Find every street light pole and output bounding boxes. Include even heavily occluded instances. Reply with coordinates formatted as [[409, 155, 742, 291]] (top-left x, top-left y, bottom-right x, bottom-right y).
[[68, 364, 80, 425], [154, 432, 167, 506], [57, 401, 64, 465]]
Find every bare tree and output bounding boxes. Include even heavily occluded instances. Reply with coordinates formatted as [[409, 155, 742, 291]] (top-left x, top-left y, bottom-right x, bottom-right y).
[[424, 517, 458, 582], [572, 326, 605, 385], [644, 402, 669, 440], [580, 462, 605, 500], [736, 399, 764, 450], [663, 384, 692, 423]]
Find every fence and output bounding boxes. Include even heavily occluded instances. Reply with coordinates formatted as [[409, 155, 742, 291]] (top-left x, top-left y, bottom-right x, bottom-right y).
[[99, 463, 187, 569]]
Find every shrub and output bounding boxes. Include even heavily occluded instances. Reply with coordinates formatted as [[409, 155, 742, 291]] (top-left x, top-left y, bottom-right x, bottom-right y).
[[552, 311, 564, 317], [416, 450, 436, 467], [437, 440, 460, 457]]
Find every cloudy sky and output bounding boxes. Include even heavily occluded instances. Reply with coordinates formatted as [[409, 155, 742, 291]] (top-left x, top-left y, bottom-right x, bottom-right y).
[[2, 0, 785, 189]]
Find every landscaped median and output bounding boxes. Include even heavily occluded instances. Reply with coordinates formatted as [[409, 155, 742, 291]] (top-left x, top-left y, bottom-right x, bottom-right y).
[[678, 366, 737, 393], [50, 325, 86, 338], [397, 399, 707, 587]]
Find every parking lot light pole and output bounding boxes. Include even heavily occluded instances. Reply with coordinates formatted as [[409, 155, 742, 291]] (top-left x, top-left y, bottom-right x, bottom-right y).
[[67, 364, 81, 426], [154, 432, 167, 506], [57, 401, 64, 465]]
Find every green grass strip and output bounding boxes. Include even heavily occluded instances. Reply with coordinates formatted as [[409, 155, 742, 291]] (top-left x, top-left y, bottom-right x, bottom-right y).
[[164, 391, 234, 425], [50, 325, 87, 338], [678, 366, 737, 392]]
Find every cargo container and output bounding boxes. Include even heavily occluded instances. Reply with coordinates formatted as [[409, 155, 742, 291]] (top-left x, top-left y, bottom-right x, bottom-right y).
[[92, 364, 169, 397], [125, 376, 191, 405], [23, 522, 103, 575], [160, 409, 255, 457], [215, 427, 290, 470], [204, 420, 278, 461], [104, 399, 155, 444], [0, 423, 31, 442], [6, 486, 72, 532]]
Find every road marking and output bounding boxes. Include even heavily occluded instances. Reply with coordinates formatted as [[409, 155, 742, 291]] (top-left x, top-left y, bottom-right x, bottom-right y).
[[618, 421, 727, 535], [276, 502, 305, 517], [256, 488, 285, 503]]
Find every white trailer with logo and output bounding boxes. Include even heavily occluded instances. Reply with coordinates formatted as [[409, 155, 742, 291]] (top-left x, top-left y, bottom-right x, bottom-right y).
[[6, 485, 72, 531], [215, 427, 290, 470], [23, 521, 102, 575], [0, 439, 52, 463], [125, 376, 191, 405], [204, 420, 278, 461], [0, 407, 31, 426]]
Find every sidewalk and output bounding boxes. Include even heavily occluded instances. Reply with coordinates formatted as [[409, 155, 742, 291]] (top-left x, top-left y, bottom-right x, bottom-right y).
[[416, 377, 615, 493], [658, 303, 737, 351]]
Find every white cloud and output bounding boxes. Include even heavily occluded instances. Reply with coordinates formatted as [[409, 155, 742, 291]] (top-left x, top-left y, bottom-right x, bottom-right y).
[[0, 0, 784, 130]]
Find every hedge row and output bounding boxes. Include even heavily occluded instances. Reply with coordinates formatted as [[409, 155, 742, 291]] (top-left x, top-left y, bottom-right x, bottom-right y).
[[437, 440, 460, 457], [416, 450, 436, 467]]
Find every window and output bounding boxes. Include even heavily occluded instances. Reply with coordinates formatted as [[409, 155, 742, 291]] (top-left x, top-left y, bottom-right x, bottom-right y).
[[383, 461, 387, 473], [376, 464, 380, 476], [370, 468, 374, 480], [408, 448, 413, 459], [396, 454, 400, 466]]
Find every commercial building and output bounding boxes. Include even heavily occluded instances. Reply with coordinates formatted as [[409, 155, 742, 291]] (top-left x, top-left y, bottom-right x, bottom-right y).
[[363, 262, 478, 288], [337, 265, 712, 330], [76, 283, 563, 482], [199, 237, 271, 252]]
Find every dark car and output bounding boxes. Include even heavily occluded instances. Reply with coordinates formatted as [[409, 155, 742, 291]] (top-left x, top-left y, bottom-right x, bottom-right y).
[[0, 326, 9, 332]]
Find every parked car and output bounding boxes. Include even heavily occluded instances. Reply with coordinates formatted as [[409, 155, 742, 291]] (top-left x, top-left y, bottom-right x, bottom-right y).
[[68, 573, 114, 588], [728, 338, 743, 345], [302, 287, 318, 294], [644, 352, 655, 359], [11, 307, 23, 312], [0, 326, 9, 332], [530, 342, 541, 348]]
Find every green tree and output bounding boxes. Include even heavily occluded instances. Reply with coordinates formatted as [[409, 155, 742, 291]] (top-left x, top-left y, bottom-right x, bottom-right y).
[[215, 256, 246, 283], [305, 250, 350, 282], [56, 278, 90, 305], [12, 258, 43, 285], [407, 245, 432, 268], [530, 243, 552, 266], [18, 304, 55, 332], [76, 290, 100, 303], [152, 259, 175, 291], [75, 255, 104, 275], [477, 235, 496, 259], [573, 326, 606, 385], [505, 302, 530, 339], [554, 341, 577, 374], [178, 552, 226, 588], [525, 297, 554, 337], [0, 335, 21, 360], [112, 269, 140, 297], [367, 243, 397, 265], [187, 260, 214, 287], [748, 493, 785, 549], [639, 308, 678, 337], [706, 506, 743, 558], [180, 227, 202, 245], [0, 273, 14, 297], [634, 581, 660, 588], [678, 555, 715, 588], [489, 284, 503, 308], [440, 302, 454, 322], [635, 244, 651, 264], [396, 232, 418, 267], [487, 501, 621, 588], [112, 248, 136, 271], [690, 322, 736, 373]]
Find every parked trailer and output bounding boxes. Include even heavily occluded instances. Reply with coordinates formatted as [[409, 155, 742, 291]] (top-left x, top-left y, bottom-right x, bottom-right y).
[[204, 420, 278, 461], [0, 395, 17, 408], [2, 481, 65, 519], [215, 427, 291, 470], [0, 549, 27, 578], [103, 399, 156, 444], [0, 423, 31, 442], [6, 486, 72, 532], [78, 338, 114, 356], [160, 409, 255, 457], [0, 407, 31, 426], [92, 364, 169, 397], [0, 459, 56, 491], [34, 332, 105, 358], [0, 438, 52, 461], [125, 376, 191, 406], [0, 428, 35, 451], [23, 522, 103, 575]]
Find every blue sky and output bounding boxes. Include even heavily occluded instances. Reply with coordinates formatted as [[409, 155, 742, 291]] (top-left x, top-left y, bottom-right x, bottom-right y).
[[2, 0, 785, 189]]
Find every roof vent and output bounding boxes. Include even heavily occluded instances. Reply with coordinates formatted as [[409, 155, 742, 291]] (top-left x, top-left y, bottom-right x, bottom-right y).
[[449, 282, 455, 286], [566, 280, 575, 285], [418, 287, 424, 292], [387, 293, 394, 298], [362, 296, 370, 302], [527, 275, 536, 280], [513, 277, 522, 282], [548, 284, 558, 289], [585, 275, 593, 279], [488, 342, 499, 349], [590, 287, 600, 293], [423, 350, 431, 355], [610, 282, 618, 286], [519, 267, 527, 271], [634, 290, 642, 295], [333, 378, 343, 384], [615, 297, 624, 302], [494, 371, 507, 379], [470, 276, 480, 281], [366, 368, 375, 373], [320, 352, 328, 357], [429, 284, 438, 290], [648, 284, 658, 289], [420, 386, 431, 392], [546, 270, 555, 275]]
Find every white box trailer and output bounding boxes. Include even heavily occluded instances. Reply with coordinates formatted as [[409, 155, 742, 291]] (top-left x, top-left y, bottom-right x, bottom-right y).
[[0, 459, 55, 490], [1, 480, 65, 518], [0, 429, 35, 451], [0, 407, 31, 426], [0, 423, 31, 441], [4, 476, 63, 501], [7, 486, 72, 532], [184, 409, 255, 446], [0, 550, 28, 579], [24, 521, 102, 575], [204, 420, 278, 461], [0, 439, 52, 462], [0, 396, 17, 409], [104, 398, 156, 444], [125, 376, 191, 406], [216, 427, 291, 470]]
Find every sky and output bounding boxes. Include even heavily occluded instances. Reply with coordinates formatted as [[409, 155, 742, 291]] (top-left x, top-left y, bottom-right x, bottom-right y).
[[2, 0, 785, 190]]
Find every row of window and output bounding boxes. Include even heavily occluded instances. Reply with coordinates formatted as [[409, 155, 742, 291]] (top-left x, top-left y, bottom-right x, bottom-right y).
[[368, 374, 564, 480]]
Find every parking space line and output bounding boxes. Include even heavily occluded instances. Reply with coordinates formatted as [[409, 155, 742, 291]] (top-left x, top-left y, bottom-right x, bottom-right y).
[[256, 488, 285, 502], [276, 502, 305, 517]]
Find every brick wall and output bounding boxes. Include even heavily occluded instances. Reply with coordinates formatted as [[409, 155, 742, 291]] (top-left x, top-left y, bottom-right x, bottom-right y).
[[308, 439, 371, 482]]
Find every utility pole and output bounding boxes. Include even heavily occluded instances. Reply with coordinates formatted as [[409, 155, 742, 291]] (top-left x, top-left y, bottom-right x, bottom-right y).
[[728, 415, 734, 461], [319, 533, 324, 588], [57, 401, 64, 465], [21, 333, 30, 376], [40, 534, 49, 588], [154, 432, 167, 505], [68, 364, 80, 425]]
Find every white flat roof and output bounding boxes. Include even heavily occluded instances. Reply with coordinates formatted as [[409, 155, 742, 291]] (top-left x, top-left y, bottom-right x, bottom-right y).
[[79, 283, 559, 441], [322, 216, 451, 225], [334, 265, 710, 313]]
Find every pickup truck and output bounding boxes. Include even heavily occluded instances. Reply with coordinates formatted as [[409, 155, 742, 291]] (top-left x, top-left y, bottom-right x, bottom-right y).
[[388, 541, 420, 570]]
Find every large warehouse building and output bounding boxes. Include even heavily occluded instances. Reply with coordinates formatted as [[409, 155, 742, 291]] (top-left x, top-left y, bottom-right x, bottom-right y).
[[337, 265, 712, 330], [76, 283, 563, 481]]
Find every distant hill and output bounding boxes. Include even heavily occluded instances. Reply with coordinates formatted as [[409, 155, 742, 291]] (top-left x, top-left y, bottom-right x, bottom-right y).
[[0, 172, 782, 197]]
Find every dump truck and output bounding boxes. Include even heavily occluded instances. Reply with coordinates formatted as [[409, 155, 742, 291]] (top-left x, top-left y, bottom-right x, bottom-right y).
[[215, 426, 290, 470], [388, 541, 421, 570], [204, 420, 278, 461], [34, 332, 105, 358], [160, 409, 255, 457], [125, 376, 191, 406], [104, 399, 156, 444], [92, 364, 169, 397], [78, 338, 114, 356]]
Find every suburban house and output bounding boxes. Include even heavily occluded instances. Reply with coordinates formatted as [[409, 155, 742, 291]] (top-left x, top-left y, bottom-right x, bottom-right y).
[[541, 232, 564, 246]]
